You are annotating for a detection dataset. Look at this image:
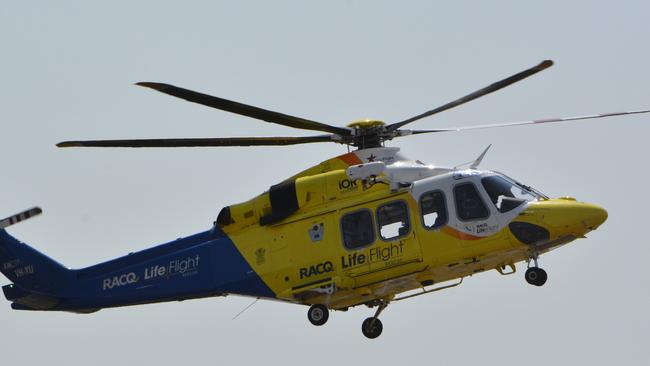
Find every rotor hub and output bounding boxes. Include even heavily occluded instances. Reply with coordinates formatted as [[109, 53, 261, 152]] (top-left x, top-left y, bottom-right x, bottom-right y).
[[346, 119, 386, 130], [344, 120, 388, 150]]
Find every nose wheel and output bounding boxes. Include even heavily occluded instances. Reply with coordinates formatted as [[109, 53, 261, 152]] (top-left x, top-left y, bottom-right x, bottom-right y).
[[525, 256, 547, 286], [307, 304, 329, 326], [525, 267, 547, 286]]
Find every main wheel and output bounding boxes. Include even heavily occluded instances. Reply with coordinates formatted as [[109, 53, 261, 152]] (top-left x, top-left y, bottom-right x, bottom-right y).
[[361, 317, 383, 339], [525, 267, 548, 286], [307, 304, 329, 326]]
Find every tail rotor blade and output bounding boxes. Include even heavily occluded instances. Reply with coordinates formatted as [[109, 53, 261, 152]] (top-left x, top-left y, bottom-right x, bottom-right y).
[[0, 207, 42, 229]]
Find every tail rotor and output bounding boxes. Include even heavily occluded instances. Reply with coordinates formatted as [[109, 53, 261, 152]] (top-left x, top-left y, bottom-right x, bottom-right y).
[[0, 207, 42, 229]]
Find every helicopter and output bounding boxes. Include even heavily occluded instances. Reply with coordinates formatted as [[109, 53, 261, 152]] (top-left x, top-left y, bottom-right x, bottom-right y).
[[1, 60, 647, 339]]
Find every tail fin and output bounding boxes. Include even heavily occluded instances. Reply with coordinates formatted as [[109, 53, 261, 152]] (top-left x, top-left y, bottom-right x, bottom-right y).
[[0, 208, 70, 296]]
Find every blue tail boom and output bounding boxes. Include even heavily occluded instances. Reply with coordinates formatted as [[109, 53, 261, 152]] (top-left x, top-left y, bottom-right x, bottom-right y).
[[0, 208, 275, 313]]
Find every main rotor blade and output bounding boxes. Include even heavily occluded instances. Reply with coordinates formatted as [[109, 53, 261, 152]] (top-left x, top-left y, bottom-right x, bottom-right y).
[[403, 109, 650, 135], [387, 60, 554, 132], [136, 82, 351, 136], [57, 135, 337, 148]]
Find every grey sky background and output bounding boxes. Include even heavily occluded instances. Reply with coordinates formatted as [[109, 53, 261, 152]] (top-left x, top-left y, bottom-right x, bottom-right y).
[[1, 1, 648, 365]]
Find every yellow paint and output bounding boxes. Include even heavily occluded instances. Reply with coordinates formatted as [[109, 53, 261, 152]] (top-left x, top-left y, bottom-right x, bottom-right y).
[[346, 119, 386, 129], [221, 152, 607, 310]]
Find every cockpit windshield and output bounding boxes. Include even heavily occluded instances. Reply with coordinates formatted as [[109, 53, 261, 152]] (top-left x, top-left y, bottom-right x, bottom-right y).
[[481, 174, 542, 213]]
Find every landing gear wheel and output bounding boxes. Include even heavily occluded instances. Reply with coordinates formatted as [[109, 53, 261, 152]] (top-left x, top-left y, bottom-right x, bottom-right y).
[[525, 267, 548, 286], [307, 304, 329, 326], [361, 317, 383, 339]]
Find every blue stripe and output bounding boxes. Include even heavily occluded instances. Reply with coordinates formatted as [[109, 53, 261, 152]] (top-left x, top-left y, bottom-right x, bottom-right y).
[[210, 228, 275, 297]]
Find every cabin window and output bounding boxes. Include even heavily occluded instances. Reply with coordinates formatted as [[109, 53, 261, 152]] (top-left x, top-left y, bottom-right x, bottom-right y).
[[420, 190, 448, 229], [341, 210, 375, 250], [481, 175, 536, 213], [454, 183, 489, 221], [376, 201, 410, 241]]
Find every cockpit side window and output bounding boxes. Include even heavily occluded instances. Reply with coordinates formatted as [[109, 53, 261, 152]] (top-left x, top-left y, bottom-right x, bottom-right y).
[[341, 209, 375, 250], [420, 190, 448, 230], [376, 201, 410, 241], [481, 175, 534, 213], [453, 182, 489, 221]]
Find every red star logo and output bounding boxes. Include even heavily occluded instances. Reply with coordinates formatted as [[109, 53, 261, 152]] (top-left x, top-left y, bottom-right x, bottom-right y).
[[367, 154, 376, 162]]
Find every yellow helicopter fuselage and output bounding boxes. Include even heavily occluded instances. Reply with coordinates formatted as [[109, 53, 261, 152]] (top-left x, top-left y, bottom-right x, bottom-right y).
[[219, 147, 607, 310]]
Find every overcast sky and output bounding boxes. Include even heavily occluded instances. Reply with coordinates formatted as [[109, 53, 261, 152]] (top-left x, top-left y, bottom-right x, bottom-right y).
[[1, 1, 648, 365]]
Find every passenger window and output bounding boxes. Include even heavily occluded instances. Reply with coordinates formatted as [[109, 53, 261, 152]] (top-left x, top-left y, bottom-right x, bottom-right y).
[[454, 183, 489, 221], [341, 210, 375, 249], [420, 190, 448, 229], [376, 201, 410, 241]]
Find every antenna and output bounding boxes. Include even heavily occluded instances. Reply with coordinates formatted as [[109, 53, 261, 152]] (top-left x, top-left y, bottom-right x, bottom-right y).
[[452, 144, 492, 170], [470, 144, 492, 169], [232, 298, 260, 320]]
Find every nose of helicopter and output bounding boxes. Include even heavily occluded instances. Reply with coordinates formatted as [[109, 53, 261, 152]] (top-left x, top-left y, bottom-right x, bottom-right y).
[[511, 198, 608, 246], [581, 203, 608, 230], [539, 197, 608, 235]]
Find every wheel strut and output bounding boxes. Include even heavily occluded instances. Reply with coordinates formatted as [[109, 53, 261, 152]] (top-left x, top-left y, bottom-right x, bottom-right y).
[[369, 301, 388, 327]]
